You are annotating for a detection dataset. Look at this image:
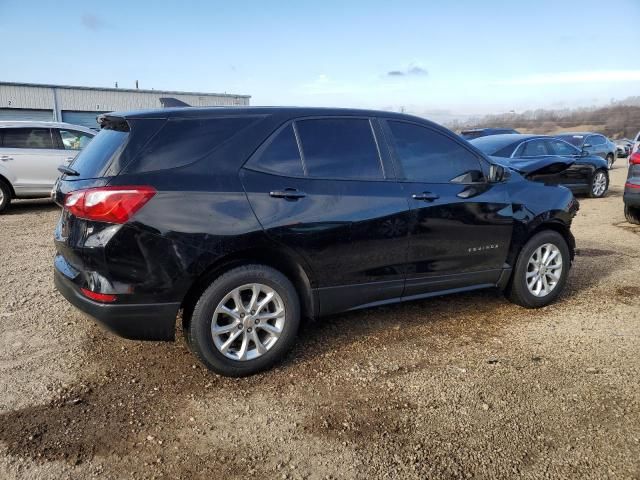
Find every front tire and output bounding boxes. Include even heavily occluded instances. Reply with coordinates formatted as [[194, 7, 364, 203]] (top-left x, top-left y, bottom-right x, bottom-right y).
[[505, 230, 570, 308], [625, 205, 640, 225], [589, 169, 608, 198], [0, 181, 11, 214], [187, 264, 300, 377]]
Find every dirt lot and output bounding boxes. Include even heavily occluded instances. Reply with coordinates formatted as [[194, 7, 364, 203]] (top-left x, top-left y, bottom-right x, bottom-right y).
[[1, 165, 639, 480]]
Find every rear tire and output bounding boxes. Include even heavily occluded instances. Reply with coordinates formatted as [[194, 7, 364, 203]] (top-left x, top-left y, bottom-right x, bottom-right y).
[[505, 230, 570, 308], [187, 264, 300, 377], [589, 169, 608, 198], [0, 181, 11, 214], [625, 205, 640, 225]]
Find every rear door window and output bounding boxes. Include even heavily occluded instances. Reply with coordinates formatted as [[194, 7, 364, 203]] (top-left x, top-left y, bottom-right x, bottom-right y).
[[2, 128, 54, 149], [387, 120, 483, 183], [246, 124, 304, 176], [295, 118, 383, 180], [549, 139, 579, 156]]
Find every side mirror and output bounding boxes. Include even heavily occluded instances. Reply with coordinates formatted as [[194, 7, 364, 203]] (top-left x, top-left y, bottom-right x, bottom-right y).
[[488, 164, 509, 183], [581, 149, 589, 157]]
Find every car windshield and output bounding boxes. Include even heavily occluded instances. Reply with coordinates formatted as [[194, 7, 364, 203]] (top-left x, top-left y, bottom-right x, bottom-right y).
[[469, 135, 519, 156]]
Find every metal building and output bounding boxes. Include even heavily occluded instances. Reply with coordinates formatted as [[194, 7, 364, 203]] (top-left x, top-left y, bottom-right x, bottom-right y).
[[0, 82, 251, 129]]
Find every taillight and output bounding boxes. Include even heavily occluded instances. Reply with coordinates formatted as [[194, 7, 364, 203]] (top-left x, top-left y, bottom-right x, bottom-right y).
[[81, 288, 117, 303], [64, 186, 156, 224], [629, 152, 640, 165]]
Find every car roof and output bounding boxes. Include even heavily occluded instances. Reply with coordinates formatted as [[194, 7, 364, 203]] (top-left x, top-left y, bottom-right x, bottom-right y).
[[0, 120, 96, 134], [104, 106, 429, 122], [555, 132, 597, 136], [469, 134, 553, 154]]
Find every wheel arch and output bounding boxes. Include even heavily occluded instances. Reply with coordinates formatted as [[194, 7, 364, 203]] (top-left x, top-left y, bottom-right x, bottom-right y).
[[180, 246, 317, 332], [0, 174, 15, 197]]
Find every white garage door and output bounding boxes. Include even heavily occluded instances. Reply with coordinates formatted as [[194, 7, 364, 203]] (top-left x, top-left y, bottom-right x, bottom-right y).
[[0, 108, 53, 121], [61, 111, 105, 130]]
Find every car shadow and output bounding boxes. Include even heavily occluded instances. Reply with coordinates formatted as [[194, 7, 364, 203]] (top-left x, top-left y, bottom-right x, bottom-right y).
[[4, 199, 59, 215]]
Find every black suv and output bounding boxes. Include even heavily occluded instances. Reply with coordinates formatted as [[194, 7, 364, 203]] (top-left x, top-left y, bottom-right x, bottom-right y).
[[53, 107, 578, 376]]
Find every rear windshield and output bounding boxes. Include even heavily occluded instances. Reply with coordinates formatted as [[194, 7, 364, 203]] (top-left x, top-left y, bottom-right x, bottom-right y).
[[68, 128, 128, 178], [460, 131, 484, 140], [469, 135, 519, 156], [556, 134, 583, 147]]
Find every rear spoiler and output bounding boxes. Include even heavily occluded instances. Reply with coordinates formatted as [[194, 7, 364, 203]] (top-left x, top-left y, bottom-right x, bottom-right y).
[[97, 114, 130, 132], [490, 156, 574, 177]]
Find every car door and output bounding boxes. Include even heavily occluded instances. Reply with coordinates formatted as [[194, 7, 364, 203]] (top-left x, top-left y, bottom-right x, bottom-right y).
[[0, 127, 65, 195], [546, 138, 592, 189], [584, 135, 604, 159], [382, 119, 513, 298], [241, 117, 411, 315]]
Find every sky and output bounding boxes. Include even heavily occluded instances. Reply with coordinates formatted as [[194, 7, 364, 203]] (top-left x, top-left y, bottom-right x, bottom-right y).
[[2, 0, 640, 123]]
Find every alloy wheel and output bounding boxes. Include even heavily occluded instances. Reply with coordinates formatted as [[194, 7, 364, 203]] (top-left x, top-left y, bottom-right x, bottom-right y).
[[525, 243, 563, 297], [592, 172, 607, 197], [211, 283, 285, 361]]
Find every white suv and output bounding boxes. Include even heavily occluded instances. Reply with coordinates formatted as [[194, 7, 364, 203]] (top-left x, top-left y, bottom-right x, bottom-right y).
[[0, 121, 95, 213]]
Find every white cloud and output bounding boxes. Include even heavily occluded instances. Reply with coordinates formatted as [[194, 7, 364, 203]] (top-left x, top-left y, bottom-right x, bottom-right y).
[[494, 70, 640, 86]]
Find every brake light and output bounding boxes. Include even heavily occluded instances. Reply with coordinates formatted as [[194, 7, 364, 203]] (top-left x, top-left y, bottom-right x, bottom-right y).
[[81, 288, 117, 303], [629, 152, 640, 165], [64, 186, 156, 223], [626, 182, 640, 189]]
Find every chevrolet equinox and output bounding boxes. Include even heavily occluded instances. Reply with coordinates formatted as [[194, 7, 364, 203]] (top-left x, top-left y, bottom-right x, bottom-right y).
[[53, 107, 578, 376]]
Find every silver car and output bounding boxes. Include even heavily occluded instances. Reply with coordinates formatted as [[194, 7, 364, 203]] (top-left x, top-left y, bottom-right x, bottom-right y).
[[0, 121, 95, 213]]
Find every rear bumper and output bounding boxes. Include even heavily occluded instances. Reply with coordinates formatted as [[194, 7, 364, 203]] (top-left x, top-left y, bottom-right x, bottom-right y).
[[54, 267, 179, 341]]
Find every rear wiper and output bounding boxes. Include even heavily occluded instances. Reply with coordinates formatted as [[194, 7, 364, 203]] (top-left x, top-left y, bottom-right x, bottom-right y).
[[57, 165, 80, 176]]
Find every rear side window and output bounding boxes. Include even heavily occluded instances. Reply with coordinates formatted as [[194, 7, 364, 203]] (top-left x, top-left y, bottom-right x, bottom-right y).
[[58, 129, 94, 151], [388, 121, 482, 183], [295, 118, 383, 179], [247, 124, 304, 176], [69, 129, 128, 178], [133, 117, 256, 172], [2, 128, 54, 149]]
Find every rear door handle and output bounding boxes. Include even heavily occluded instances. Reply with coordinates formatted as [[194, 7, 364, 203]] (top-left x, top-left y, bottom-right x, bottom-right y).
[[0, 155, 13, 161], [269, 188, 306, 200], [412, 192, 439, 202]]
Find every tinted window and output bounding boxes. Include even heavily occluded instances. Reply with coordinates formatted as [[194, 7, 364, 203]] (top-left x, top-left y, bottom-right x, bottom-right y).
[[557, 135, 584, 147], [134, 116, 257, 172], [58, 129, 94, 150], [519, 139, 550, 157], [247, 124, 303, 176], [2, 128, 53, 149], [69, 128, 128, 178], [388, 121, 483, 182], [549, 139, 579, 156], [295, 118, 383, 179], [470, 135, 520, 156]]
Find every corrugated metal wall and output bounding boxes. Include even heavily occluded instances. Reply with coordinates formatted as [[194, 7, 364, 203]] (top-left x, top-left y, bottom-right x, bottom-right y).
[[61, 111, 105, 129], [0, 83, 250, 116], [0, 108, 53, 121]]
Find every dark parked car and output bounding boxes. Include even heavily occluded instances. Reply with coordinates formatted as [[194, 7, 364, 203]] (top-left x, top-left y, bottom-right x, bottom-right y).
[[555, 132, 617, 169], [470, 134, 609, 198], [624, 151, 640, 224], [459, 128, 519, 140], [53, 107, 578, 376]]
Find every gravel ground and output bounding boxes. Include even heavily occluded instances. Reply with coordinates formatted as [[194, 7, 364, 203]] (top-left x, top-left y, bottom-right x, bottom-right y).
[[0, 165, 639, 479]]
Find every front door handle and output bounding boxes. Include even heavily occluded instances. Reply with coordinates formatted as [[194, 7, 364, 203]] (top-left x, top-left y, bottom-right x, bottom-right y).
[[269, 188, 306, 200], [0, 155, 13, 161], [412, 192, 439, 202]]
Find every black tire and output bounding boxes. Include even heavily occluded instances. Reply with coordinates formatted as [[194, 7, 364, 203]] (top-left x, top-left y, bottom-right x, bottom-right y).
[[0, 181, 11, 214], [505, 230, 570, 309], [625, 205, 640, 225], [606, 154, 614, 170], [187, 264, 300, 377], [588, 169, 608, 198]]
